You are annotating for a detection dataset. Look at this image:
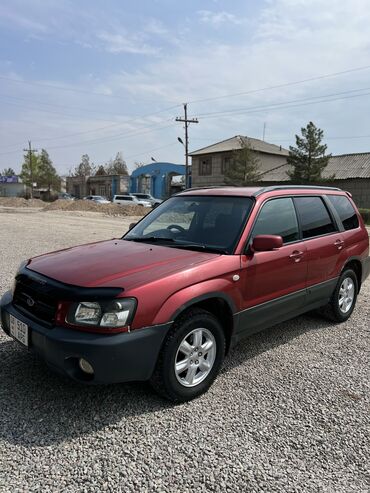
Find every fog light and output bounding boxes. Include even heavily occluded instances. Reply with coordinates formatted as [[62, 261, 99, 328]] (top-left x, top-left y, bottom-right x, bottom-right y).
[[78, 358, 94, 375]]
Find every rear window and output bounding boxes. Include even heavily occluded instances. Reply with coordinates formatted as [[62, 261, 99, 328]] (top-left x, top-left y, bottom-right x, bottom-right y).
[[327, 195, 359, 230], [294, 196, 336, 238]]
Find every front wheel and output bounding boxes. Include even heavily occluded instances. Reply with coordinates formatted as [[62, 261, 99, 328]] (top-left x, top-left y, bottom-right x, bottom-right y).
[[150, 308, 225, 402], [321, 269, 358, 322]]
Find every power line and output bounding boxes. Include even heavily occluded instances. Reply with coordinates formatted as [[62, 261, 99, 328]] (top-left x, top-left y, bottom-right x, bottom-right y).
[[0, 75, 177, 102], [0, 93, 134, 119], [199, 88, 370, 120], [188, 64, 370, 105], [0, 104, 180, 152], [0, 121, 175, 156]]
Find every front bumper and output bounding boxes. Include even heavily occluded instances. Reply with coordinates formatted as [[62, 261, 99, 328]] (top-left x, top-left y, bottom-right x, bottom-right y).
[[0, 290, 172, 384]]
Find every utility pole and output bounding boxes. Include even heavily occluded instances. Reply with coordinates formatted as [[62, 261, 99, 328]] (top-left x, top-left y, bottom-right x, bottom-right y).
[[262, 122, 266, 141], [176, 103, 198, 189], [23, 141, 37, 198]]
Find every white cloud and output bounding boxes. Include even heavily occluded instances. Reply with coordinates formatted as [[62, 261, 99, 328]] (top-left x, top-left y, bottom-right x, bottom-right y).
[[0, 5, 48, 33], [97, 32, 159, 55], [197, 10, 242, 26]]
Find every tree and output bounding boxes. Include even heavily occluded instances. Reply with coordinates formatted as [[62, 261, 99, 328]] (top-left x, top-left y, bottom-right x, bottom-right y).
[[1, 167, 16, 176], [95, 165, 107, 176], [224, 142, 260, 186], [74, 154, 94, 177], [134, 161, 145, 169], [287, 122, 333, 183], [105, 152, 128, 175], [38, 149, 60, 192], [20, 150, 39, 188]]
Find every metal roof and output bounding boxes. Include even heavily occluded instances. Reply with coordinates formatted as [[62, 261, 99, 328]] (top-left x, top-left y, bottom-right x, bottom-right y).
[[189, 135, 289, 157], [256, 152, 370, 182]]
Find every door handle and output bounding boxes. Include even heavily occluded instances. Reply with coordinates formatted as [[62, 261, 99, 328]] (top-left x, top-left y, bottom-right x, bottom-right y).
[[289, 250, 304, 262], [334, 239, 344, 250]]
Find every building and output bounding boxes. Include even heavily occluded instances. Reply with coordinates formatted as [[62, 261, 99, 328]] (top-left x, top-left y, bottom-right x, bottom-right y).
[[251, 152, 370, 208], [130, 162, 185, 199], [66, 174, 129, 199], [0, 175, 27, 197], [189, 135, 289, 187]]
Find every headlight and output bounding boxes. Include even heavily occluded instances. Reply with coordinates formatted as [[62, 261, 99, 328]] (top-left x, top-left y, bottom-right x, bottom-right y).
[[66, 298, 136, 329]]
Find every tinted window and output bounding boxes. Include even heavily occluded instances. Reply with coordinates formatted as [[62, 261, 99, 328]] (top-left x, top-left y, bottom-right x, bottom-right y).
[[294, 197, 336, 238], [328, 195, 359, 230], [252, 198, 299, 243], [125, 196, 253, 253]]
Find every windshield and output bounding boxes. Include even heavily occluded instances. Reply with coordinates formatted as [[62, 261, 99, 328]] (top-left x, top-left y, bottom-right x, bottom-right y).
[[123, 195, 253, 254]]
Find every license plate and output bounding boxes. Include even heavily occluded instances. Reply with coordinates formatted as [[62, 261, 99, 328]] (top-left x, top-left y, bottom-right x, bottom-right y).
[[9, 314, 29, 347]]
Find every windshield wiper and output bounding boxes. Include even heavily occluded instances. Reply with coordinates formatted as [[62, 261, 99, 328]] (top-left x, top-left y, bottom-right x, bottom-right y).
[[125, 237, 228, 254], [125, 236, 176, 243], [171, 243, 228, 254]]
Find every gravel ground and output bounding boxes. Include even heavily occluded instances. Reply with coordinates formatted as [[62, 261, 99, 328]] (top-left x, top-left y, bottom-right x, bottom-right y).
[[0, 209, 369, 493]]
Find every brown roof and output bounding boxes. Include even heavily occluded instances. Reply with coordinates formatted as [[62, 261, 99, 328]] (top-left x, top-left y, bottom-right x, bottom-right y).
[[257, 152, 370, 182], [189, 135, 289, 157]]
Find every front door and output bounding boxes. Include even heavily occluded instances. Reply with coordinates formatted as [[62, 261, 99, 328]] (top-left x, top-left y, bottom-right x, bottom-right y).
[[238, 197, 308, 336]]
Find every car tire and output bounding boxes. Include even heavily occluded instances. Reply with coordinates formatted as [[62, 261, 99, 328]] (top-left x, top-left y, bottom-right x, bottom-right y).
[[150, 308, 225, 402], [321, 269, 358, 322]]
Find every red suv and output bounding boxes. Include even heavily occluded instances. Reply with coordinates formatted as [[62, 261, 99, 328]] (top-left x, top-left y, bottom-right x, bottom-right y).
[[1, 186, 369, 401]]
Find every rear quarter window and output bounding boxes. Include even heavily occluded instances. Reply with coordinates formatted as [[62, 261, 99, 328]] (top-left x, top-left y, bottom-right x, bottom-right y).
[[294, 196, 336, 238], [327, 195, 359, 230]]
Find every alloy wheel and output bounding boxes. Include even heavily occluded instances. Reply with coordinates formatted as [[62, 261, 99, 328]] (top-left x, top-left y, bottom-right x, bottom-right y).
[[174, 328, 216, 388]]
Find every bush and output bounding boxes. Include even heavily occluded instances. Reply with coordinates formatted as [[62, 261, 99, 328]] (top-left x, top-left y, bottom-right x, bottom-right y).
[[359, 208, 370, 225]]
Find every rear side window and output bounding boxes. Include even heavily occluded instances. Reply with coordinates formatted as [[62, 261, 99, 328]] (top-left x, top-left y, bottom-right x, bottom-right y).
[[327, 195, 359, 230], [294, 197, 336, 238], [252, 198, 299, 243]]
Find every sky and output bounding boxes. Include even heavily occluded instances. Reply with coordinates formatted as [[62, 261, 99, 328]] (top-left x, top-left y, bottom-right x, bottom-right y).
[[1, 0, 370, 175]]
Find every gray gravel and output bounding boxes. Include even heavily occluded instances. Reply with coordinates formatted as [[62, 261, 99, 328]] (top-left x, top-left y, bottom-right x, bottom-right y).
[[0, 209, 369, 493]]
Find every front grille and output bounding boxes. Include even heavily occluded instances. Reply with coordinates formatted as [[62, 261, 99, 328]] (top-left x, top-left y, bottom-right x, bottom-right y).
[[13, 274, 58, 326]]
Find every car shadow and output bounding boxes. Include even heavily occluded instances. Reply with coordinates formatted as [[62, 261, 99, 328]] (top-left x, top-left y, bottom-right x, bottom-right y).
[[0, 312, 334, 448]]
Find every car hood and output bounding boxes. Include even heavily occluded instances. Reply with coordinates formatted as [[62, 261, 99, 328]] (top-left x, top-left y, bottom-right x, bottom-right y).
[[26, 239, 217, 290]]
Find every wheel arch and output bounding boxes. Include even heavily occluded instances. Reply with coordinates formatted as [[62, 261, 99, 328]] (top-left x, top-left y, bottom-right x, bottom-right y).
[[170, 292, 236, 355], [341, 257, 362, 292]]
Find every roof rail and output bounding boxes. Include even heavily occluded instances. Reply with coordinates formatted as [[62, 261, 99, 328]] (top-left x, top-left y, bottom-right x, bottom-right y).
[[253, 185, 341, 196]]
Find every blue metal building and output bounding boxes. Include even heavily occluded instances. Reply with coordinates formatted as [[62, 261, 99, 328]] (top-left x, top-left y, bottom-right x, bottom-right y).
[[130, 162, 186, 199]]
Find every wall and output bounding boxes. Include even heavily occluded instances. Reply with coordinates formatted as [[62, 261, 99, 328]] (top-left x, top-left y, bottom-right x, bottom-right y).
[[0, 183, 27, 197], [191, 151, 288, 187]]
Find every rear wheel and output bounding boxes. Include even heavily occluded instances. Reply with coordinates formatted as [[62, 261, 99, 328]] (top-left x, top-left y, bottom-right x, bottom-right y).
[[150, 308, 225, 402], [321, 269, 358, 322]]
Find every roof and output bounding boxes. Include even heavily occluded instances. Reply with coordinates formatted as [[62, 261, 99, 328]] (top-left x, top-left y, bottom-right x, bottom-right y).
[[189, 135, 289, 157], [256, 152, 370, 182], [179, 185, 345, 198], [180, 186, 261, 197], [131, 162, 184, 178]]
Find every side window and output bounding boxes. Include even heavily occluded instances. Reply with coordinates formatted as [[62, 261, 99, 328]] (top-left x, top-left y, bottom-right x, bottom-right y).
[[294, 196, 336, 238], [327, 195, 359, 231], [252, 198, 299, 243]]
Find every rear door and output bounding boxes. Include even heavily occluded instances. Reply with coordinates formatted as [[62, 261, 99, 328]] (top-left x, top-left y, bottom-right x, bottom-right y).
[[238, 197, 308, 335], [293, 195, 345, 305]]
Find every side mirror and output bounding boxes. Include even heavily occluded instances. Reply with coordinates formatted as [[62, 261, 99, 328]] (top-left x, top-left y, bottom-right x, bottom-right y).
[[129, 222, 137, 230], [252, 235, 283, 252]]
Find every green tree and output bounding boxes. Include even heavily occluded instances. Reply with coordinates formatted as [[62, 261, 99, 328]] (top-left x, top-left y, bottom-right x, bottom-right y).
[[38, 149, 60, 193], [20, 150, 39, 188], [1, 167, 16, 176], [95, 165, 107, 176], [287, 122, 333, 183], [74, 154, 94, 176], [224, 142, 260, 186], [105, 152, 128, 175]]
